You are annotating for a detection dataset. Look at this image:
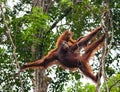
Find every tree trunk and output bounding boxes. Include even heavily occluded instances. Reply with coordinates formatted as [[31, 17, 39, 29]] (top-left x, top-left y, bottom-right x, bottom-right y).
[[32, 0, 52, 92]]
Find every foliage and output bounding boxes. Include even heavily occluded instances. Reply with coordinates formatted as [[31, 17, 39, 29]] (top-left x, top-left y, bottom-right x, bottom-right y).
[[101, 73, 120, 92], [66, 82, 95, 92], [0, 0, 120, 92]]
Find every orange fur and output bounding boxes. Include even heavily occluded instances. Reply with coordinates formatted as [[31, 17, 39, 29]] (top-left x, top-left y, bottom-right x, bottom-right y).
[[21, 26, 106, 83], [56, 30, 76, 47]]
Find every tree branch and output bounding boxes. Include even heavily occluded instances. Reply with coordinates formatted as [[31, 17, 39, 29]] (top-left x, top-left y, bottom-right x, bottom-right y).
[[0, 2, 24, 92], [109, 79, 120, 91], [95, 1, 114, 91], [48, 7, 72, 31], [101, 1, 114, 92], [43, 7, 72, 40]]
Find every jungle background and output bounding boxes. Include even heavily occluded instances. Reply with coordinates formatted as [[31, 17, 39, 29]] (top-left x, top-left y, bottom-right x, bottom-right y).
[[0, 0, 120, 92]]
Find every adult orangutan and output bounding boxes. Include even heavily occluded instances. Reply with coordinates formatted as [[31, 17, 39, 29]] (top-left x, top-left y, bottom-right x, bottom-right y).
[[20, 26, 105, 83]]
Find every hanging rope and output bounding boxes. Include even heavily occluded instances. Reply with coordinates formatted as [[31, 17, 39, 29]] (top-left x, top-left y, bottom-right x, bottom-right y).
[[0, 2, 24, 92], [95, 1, 114, 92]]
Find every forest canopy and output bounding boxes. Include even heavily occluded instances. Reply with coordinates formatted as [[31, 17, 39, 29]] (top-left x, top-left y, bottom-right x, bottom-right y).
[[0, 0, 120, 92]]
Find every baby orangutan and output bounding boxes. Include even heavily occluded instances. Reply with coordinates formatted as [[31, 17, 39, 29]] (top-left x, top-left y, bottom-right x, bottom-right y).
[[21, 26, 105, 83]]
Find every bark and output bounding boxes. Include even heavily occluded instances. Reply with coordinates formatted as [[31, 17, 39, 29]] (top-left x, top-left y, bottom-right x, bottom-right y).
[[32, 0, 52, 92], [31, 1, 74, 91]]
